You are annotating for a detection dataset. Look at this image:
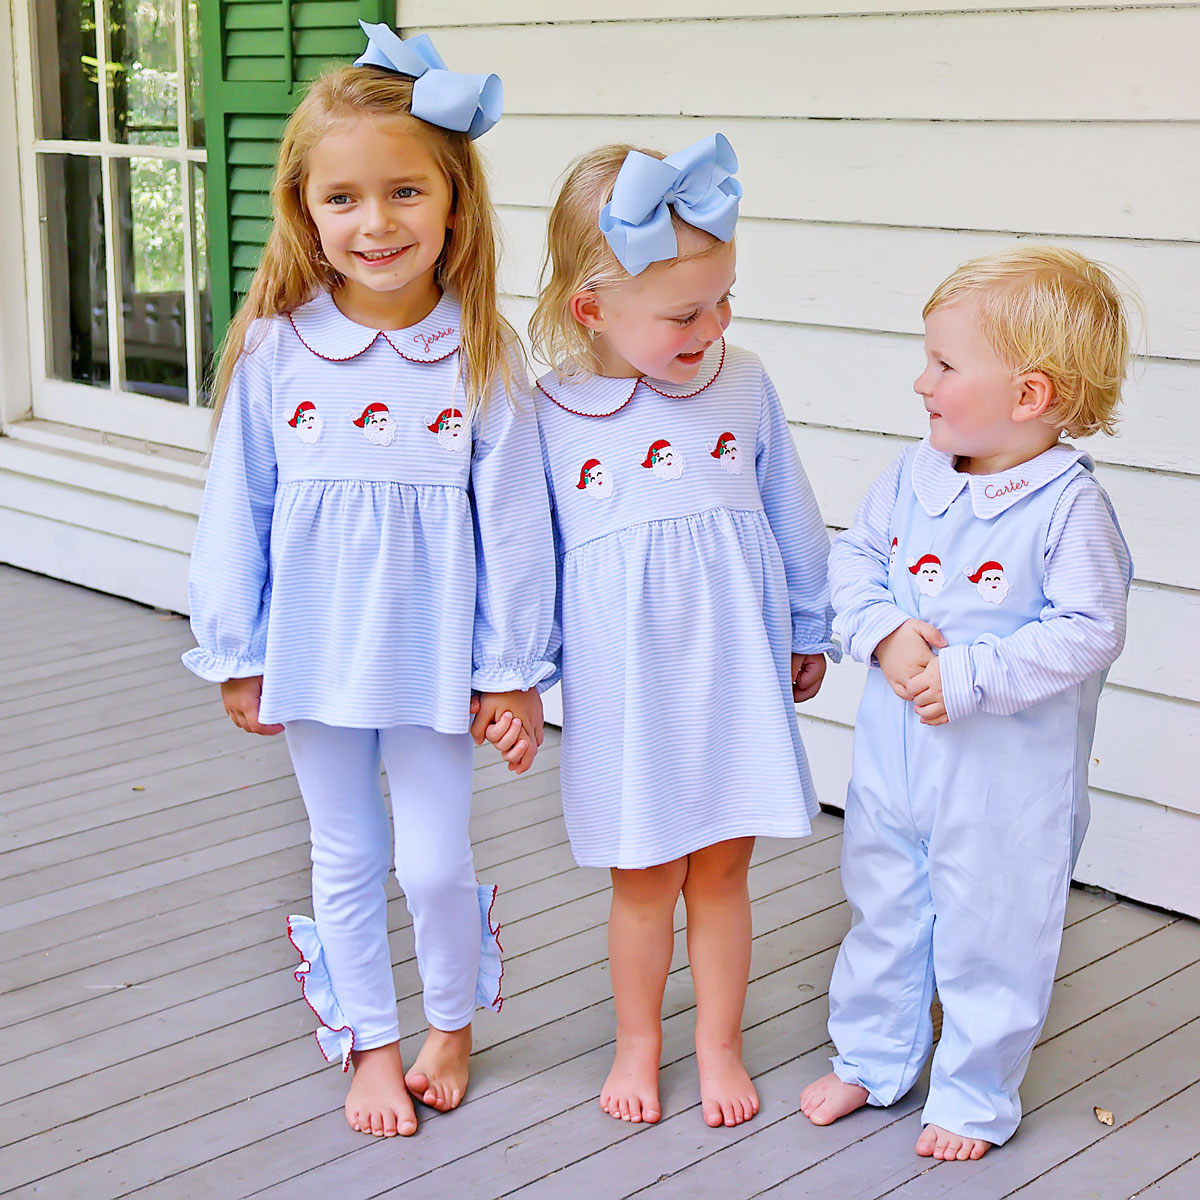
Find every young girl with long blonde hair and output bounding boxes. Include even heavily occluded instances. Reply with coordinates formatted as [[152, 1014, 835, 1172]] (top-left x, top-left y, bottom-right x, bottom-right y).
[[183, 23, 554, 1139]]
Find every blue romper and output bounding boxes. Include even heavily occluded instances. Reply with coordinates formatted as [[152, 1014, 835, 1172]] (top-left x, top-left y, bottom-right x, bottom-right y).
[[827, 438, 1131, 1144], [535, 341, 837, 869]]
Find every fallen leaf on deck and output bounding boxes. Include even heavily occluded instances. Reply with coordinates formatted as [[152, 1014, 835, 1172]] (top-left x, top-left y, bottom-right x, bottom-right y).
[[1094, 1106, 1114, 1125]]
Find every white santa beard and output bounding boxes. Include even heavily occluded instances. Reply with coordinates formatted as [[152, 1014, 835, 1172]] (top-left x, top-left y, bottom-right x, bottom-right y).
[[439, 428, 467, 451], [296, 418, 322, 444], [365, 422, 395, 446], [654, 459, 683, 480], [588, 476, 613, 498]]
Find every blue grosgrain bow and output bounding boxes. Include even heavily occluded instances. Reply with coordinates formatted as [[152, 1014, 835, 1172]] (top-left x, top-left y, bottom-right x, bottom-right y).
[[599, 134, 742, 276], [355, 21, 503, 140]]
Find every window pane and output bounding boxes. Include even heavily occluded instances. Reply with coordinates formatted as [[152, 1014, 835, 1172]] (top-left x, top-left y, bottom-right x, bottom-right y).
[[36, 0, 101, 141], [42, 154, 110, 386], [117, 158, 188, 401], [186, 0, 204, 147], [109, 0, 180, 146], [193, 163, 215, 404]]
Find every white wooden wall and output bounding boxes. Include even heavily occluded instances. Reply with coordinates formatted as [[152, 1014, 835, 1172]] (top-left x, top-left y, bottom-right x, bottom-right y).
[[397, 1, 1200, 917]]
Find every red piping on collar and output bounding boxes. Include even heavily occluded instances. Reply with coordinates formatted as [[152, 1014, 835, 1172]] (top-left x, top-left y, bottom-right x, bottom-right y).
[[537, 339, 726, 417], [642, 339, 726, 399], [288, 312, 380, 362], [288, 313, 461, 365]]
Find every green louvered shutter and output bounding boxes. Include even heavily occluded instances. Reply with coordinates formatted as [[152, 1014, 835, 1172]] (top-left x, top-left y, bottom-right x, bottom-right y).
[[198, 0, 390, 340]]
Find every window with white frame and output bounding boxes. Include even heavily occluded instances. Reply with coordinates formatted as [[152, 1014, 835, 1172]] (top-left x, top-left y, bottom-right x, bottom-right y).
[[20, 0, 212, 450]]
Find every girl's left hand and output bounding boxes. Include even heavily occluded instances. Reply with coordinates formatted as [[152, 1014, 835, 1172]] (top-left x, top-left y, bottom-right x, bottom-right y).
[[791, 653, 827, 703], [909, 657, 948, 725], [470, 688, 545, 773]]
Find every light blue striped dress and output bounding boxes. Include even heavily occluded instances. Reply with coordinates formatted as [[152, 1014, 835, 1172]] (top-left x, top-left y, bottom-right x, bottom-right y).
[[535, 341, 836, 869], [183, 290, 555, 730]]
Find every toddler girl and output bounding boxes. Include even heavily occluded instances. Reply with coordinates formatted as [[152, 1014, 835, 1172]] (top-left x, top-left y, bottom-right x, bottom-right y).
[[800, 245, 1133, 1160], [520, 135, 836, 1127], [183, 23, 554, 1138]]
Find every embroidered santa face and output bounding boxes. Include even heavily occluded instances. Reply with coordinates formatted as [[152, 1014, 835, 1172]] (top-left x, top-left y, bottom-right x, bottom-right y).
[[427, 407, 467, 452], [967, 560, 1009, 604], [889, 537, 899, 570], [641, 439, 684, 480], [353, 403, 395, 447], [576, 458, 614, 499], [709, 432, 741, 474], [288, 401, 322, 445], [908, 553, 945, 597]]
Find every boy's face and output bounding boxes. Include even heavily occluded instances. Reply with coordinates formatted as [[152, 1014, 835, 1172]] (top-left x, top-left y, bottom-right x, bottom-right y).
[[914, 299, 1026, 470], [582, 231, 736, 383]]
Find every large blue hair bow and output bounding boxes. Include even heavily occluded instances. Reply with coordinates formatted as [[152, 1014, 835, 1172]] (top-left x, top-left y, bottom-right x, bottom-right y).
[[599, 134, 742, 276], [355, 21, 503, 140]]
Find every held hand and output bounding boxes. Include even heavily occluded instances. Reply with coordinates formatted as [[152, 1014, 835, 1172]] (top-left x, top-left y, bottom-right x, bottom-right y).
[[220, 676, 284, 736], [909, 657, 948, 725], [471, 688, 545, 774], [791, 653, 827, 703], [873, 619, 948, 701]]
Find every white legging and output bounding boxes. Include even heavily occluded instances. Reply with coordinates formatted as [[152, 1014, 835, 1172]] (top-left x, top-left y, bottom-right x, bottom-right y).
[[286, 721, 480, 1046]]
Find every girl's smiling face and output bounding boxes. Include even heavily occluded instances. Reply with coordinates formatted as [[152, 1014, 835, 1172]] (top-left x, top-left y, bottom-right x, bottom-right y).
[[574, 228, 736, 382], [303, 116, 455, 326]]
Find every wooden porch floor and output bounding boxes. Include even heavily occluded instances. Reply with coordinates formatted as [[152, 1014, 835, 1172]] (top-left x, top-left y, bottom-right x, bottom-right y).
[[2, 563, 1199, 1199]]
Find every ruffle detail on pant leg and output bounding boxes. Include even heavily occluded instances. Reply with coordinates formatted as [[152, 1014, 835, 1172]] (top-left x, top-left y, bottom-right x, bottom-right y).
[[287, 914, 356, 1072], [476, 883, 504, 1012]]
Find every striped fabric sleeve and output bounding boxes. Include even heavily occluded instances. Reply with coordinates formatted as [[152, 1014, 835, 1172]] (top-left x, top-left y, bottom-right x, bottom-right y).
[[828, 449, 912, 665], [756, 371, 839, 658], [939, 476, 1132, 722], [182, 324, 278, 682], [469, 363, 558, 694]]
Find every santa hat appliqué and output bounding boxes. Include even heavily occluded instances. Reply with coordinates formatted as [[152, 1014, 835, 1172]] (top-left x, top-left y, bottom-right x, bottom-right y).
[[576, 459, 601, 489], [428, 408, 464, 433], [641, 439, 673, 468], [353, 402, 390, 427], [710, 432, 736, 458], [966, 560, 1005, 583], [908, 553, 942, 575], [288, 401, 316, 427]]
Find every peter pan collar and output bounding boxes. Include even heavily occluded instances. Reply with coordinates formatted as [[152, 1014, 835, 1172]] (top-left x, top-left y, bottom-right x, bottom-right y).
[[287, 290, 462, 363], [912, 437, 1093, 519], [537, 339, 725, 417]]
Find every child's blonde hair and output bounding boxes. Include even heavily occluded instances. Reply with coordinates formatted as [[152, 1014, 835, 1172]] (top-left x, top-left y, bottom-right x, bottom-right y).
[[210, 65, 513, 428], [529, 144, 720, 377], [924, 244, 1132, 438]]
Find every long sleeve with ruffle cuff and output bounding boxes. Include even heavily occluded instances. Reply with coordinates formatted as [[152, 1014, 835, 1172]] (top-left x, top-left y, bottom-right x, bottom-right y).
[[287, 914, 355, 1071], [183, 325, 277, 685], [470, 358, 557, 699], [476, 883, 504, 1011]]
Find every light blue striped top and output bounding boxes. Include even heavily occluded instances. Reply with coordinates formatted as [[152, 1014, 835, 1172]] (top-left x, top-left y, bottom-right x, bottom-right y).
[[183, 290, 556, 732], [830, 438, 1132, 722], [535, 341, 837, 868]]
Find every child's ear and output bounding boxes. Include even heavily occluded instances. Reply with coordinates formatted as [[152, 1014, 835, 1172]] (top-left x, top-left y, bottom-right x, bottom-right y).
[[1013, 371, 1054, 423], [569, 290, 605, 333]]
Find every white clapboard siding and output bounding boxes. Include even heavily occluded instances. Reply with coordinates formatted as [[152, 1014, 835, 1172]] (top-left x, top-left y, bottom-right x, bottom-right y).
[[481, 117, 1200, 244], [500, 206, 1197, 360], [403, 1, 1176, 23], [452, 2, 1200, 915], [425, 11, 1200, 122]]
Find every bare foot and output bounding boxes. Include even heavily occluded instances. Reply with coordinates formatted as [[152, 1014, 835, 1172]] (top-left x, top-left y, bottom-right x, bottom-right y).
[[405, 1024, 472, 1112], [799, 1072, 870, 1127], [346, 1043, 418, 1137], [916, 1124, 992, 1161], [696, 1037, 759, 1128], [600, 1032, 662, 1123]]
